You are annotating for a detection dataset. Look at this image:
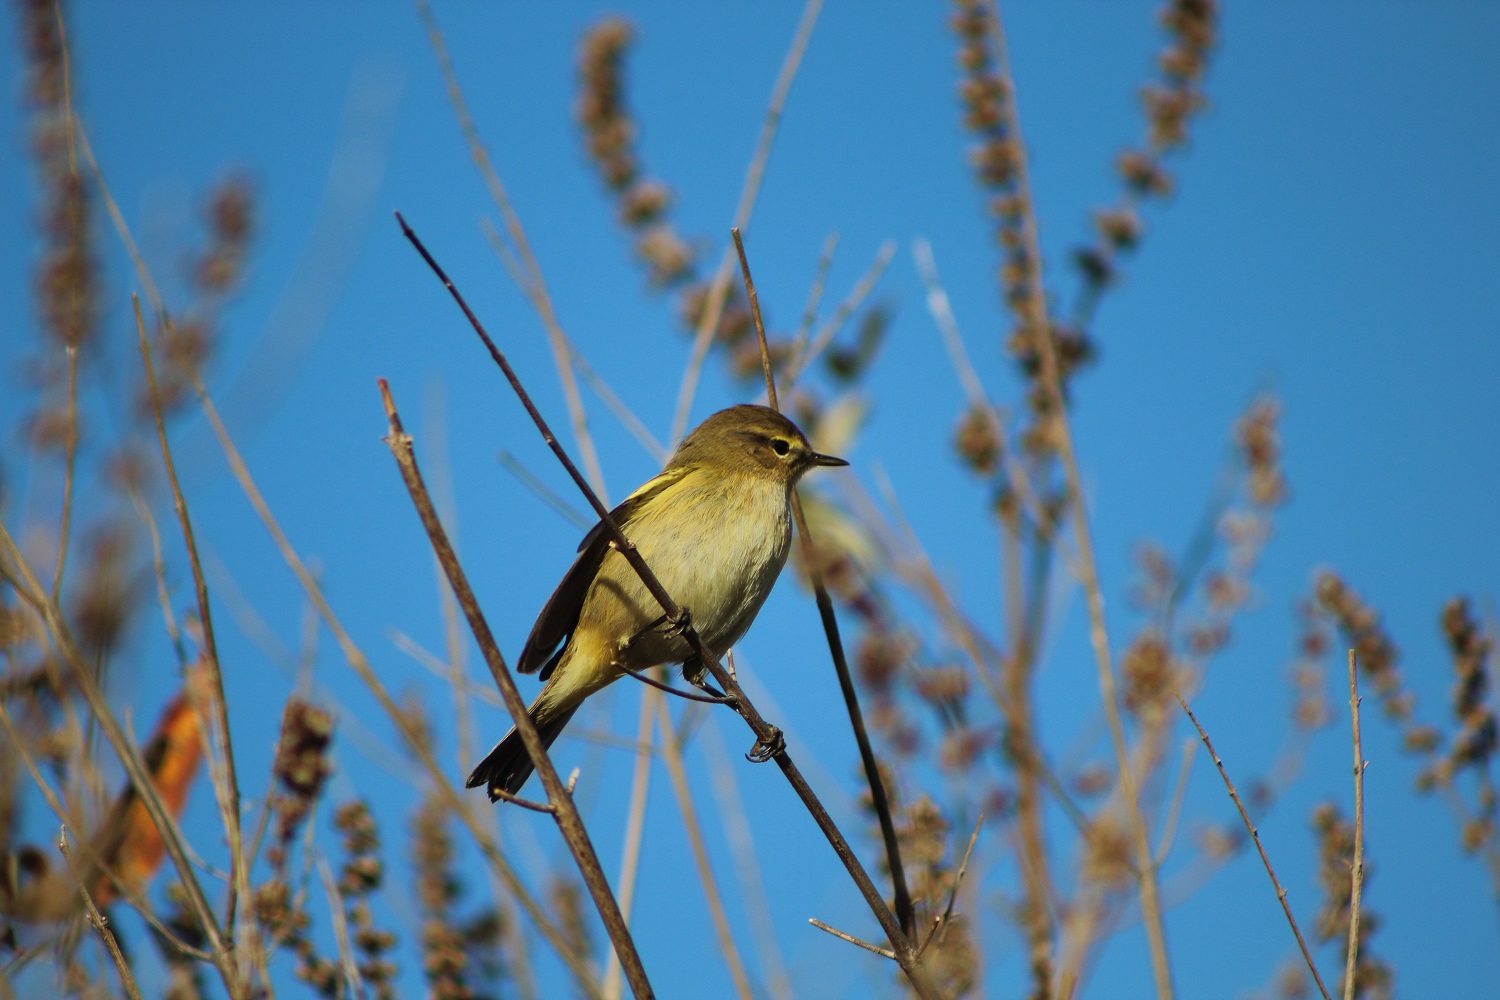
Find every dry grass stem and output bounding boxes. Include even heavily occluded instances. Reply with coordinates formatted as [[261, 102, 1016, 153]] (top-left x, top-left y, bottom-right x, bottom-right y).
[[601, 688, 659, 1000], [1176, 692, 1332, 1000], [189, 368, 603, 997], [379, 379, 653, 998], [57, 828, 143, 1000], [133, 296, 247, 940], [782, 240, 896, 388], [1343, 650, 1365, 1000], [416, 0, 609, 499], [654, 698, 754, 1000], [670, 0, 825, 444], [735, 229, 917, 936], [0, 527, 242, 994], [808, 918, 897, 960], [981, 1, 1175, 992]]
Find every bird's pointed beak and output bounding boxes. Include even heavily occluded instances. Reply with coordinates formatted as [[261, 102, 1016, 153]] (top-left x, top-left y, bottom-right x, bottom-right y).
[[809, 452, 849, 468]]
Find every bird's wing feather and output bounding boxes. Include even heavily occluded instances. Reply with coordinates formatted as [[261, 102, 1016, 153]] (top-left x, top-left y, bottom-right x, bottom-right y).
[[516, 466, 690, 677]]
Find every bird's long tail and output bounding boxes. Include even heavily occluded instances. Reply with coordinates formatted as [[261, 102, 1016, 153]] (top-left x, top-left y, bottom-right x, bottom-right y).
[[466, 698, 579, 800]]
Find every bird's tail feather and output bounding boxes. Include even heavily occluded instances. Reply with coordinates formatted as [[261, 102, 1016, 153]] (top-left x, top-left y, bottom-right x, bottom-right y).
[[466, 702, 579, 800]]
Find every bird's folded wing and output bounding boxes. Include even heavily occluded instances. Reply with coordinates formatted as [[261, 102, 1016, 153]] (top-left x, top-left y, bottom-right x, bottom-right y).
[[515, 465, 691, 676]]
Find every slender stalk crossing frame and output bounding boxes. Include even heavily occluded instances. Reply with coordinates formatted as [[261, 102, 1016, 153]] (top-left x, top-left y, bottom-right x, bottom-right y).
[[396, 213, 943, 1000]]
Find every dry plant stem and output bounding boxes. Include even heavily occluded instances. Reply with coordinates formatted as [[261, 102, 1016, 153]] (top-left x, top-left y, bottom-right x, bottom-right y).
[[734, 228, 917, 937], [58, 830, 144, 1000], [416, 0, 607, 499], [379, 382, 655, 1000], [808, 918, 896, 960], [50, 345, 79, 607], [602, 688, 659, 1000], [987, 1, 1174, 993], [670, 0, 824, 444], [48, 3, 81, 608], [1154, 739, 1198, 864], [0, 705, 212, 962], [781, 240, 897, 388], [399, 217, 941, 1000], [655, 698, 755, 1000], [922, 814, 983, 955], [190, 376, 604, 999], [788, 232, 839, 363], [134, 297, 247, 940], [1175, 692, 1332, 1000], [703, 716, 797, 1000], [0, 530, 242, 995], [1344, 650, 1365, 1000]]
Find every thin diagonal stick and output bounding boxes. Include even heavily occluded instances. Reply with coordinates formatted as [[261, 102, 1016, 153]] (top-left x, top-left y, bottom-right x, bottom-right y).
[[134, 297, 247, 939], [59, 829, 143, 1000], [0, 528, 239, 994], [1344, 650, 1365, 1000], [733, 228, 916, 936], [1176, 691, 1332, 1000], [380, 381, 655, 1000], [398, 215, 941, 1000], [987, 2, 1174, 993], [417, 0, 607, 499], [655, 697, 755, 1000], [190, 374, 604, 999], [601, 688, 659, 1000], [671, 0, 824, 445]]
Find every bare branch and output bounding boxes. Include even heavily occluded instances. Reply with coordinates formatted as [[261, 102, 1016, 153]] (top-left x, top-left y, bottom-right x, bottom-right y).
[[1176, 691, 1332, 1000]]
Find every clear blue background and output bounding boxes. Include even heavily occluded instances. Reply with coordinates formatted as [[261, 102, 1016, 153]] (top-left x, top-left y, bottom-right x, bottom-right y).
[[2, 3, 1497, 998]]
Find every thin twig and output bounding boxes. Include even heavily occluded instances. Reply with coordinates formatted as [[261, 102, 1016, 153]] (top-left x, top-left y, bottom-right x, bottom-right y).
[[671, 0, 825, 445], [48, 2, 81, 607], [58, 829, 143, 1000], [780, 240, 896, 388], [1154, 738, 1198, 865], [601, 688, 659, 1000], [986, 2, 1175, 993], [0, 529, 241, 994], [808, 918, 896, 960], [703, 715, 798, 1000], [1344, 650, 1365, 1000], [787, 232, 839, 365], [416, 0, 608, 499], [134, 296, 247, 941], [380, 379, 655, 999], [1176, 691, 1332, 1000], [190, 373, 605, 999], [399, 216, 941, 1000], [921, 813, 984, 955], [734, 228, 917, 937], [0, 704, 211, 961], [655, 698, 755, 1000]]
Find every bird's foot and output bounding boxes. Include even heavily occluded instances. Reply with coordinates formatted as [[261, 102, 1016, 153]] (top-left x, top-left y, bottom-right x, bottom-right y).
[[662, 607, 693, 639], [746, 726, 785, 763]]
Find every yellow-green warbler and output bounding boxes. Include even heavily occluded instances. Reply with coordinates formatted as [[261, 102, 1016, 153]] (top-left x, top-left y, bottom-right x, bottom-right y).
[[467, 404, 846, 799]]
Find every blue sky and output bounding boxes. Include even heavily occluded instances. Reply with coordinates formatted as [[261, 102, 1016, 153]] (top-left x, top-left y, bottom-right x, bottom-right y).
[[2, 3, 1498, 998]]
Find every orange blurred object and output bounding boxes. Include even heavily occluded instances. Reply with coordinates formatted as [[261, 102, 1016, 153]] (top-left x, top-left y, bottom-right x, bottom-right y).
[[92, 664, 211, 905]]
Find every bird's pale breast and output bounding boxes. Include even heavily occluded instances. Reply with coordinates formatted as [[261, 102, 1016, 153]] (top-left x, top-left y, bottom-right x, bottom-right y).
[[576, 469, 793, 673]]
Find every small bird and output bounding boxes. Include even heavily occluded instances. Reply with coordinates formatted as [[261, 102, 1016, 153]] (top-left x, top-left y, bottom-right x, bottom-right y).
[[467, 404, 847, 800]]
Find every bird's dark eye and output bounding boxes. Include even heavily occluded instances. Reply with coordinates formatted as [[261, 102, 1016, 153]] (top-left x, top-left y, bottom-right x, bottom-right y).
[[770, 437, 791, 457]]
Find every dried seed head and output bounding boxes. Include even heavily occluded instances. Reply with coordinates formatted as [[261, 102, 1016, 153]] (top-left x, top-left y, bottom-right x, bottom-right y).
[[953, 405, 1002, 476]]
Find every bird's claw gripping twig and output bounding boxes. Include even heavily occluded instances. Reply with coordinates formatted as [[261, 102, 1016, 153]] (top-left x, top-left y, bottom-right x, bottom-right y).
[[662, 607, 693, 639], [746, 726, 785, 763]]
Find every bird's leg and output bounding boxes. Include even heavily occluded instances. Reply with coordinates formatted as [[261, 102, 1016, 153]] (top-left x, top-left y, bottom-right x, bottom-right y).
[[617, 614, 670, 653], [680, 656, 728, 700], [746, 726, 785, 763]]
